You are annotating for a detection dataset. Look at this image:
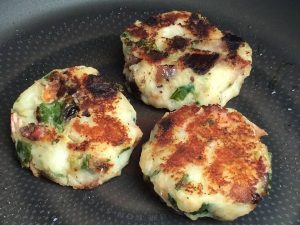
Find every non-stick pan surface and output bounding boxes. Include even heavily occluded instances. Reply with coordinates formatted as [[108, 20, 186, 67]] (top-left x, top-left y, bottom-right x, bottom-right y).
[[0, 0, 299, 224]]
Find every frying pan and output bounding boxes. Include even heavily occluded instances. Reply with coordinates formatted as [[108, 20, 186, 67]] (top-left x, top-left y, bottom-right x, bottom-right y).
[[0, 0, 299, 224]]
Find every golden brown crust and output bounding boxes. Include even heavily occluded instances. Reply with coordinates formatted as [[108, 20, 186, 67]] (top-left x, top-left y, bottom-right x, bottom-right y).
[[67, 140, 89, 151], [153, 104, 269, 203], [127, 25, 148, 39], [124, 11, 251, 70], [39, 68, 132, 149], [13, 66, 142, 189], [186, 12, 214, 37], [71, 115, 130, 147]]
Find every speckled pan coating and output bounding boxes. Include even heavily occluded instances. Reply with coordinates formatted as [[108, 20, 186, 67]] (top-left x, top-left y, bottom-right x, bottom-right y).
[[0, 1, 299, 225]]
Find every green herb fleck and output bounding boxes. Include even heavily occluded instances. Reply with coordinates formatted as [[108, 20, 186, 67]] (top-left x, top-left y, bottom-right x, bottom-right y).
[[16, 141, 32, 167], [150, 170, 160, 178], [51, 172, 65, 178], [227, 82, 233, 88], [81, 154, 91, 170], [191, 40, 199, 49], [143, 175, 150, 182], [136, 39, 147, 48], [268, 151, 272, 161], [136, 39, 157, 52], [268, 171, 272, 191], [170, 84, 194, 101], [114, 83, 124, 92], [175, 174, 189, 190], [267, 152, 272, 190], [37, 100, 64, 131], [190, 203, 210, 216], [120, 147, 131, 154], [51, 139, 59, 145], [121, 31, 130, 39], [168, 194, 179, 210], [121, 32, 133, 46], [168, 53, 178, 61]]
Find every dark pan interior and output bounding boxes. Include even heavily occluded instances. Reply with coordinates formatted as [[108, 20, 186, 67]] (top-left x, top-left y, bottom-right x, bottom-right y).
[[0, 0, 299, 224]]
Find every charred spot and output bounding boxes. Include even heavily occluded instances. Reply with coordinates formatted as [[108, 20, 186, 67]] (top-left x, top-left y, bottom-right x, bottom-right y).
[[56, 77, 79, 98], [47, 71, 60, 81], [125, 55, 141, 67], [160, 117, 173, 132], [36, 107, 42, 122], [251, 193, 262, 204], [159, 13, 178, 27], [188, 13, 211, 37], [68, 78, 80, 95], [158, 12, 189, 27], [95, 161, 112, 173], [127, 25, 148, 39], [170, 36, 189, 50], [66, 86, 78, 95], [182, 52, 219, 74], [128, 81, 141, 99], [189, 12, 199, 22], [222, 32, 243, 57], [147, 50, 168, 62], [143, 16, 158, 26], [56, 79, 66, 98], [63, 104, 79, 121], [82, 110, 90, 117], [85, 75, 117, 98]]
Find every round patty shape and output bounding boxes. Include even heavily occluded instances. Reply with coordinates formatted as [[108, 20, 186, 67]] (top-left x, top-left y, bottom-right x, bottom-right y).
[[140, 104, 271, 221], [11, 66, 142, 189], [121, 11, 252, 110]]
